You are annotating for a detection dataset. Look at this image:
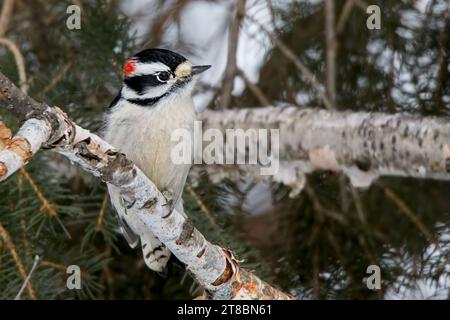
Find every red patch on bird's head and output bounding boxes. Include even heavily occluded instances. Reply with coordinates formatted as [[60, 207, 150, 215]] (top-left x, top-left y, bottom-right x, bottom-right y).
[[123, 59, 136, 76]]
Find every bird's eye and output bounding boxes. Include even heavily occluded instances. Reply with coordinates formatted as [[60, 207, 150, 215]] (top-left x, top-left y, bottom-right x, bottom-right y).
[[156, 71, 171, 82]]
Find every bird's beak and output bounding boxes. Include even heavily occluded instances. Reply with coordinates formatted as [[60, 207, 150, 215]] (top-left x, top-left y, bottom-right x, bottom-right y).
[[191, 65, 211, 75]]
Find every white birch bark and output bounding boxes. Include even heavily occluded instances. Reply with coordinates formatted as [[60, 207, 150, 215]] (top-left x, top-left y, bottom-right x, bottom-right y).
[[200, 106, 450, 194], [0, 118, 51, 181]]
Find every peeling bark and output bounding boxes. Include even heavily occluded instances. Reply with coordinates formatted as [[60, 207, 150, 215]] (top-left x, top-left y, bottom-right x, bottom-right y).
[[200, 106, 450, 193], [0, 120, 12, 149], [0, 118, 51, 181], [0, 72, 291, 300]]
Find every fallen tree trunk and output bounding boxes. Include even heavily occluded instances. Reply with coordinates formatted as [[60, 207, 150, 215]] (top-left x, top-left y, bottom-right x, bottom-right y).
[[200, 107, 450, 195], [0, 72, 292, 300]]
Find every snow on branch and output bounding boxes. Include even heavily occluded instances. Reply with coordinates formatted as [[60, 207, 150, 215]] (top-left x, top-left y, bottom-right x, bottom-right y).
[[0, 72, 291, 300], [200, 107, 450, 195]]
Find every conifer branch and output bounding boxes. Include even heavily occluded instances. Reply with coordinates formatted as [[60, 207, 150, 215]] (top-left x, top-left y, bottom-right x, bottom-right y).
[[95, 192, 109, 232], [0, 223, 37, 299], [15, 255, 40, 300], [0, 38, 28, 93], [36, 56, 75, 98], [20, 168, 58, 217], [186, 184, 224, 243]]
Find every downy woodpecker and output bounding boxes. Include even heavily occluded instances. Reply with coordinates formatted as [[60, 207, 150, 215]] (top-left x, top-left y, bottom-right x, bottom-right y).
[[103, 48, 210, 274]]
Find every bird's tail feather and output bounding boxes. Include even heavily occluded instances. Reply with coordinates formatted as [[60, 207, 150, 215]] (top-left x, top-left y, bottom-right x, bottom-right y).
[[141, 198, 186, 274], [140, 232, 171, 274]]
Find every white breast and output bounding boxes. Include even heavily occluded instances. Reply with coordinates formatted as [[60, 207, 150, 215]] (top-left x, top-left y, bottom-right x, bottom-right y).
[[103, 93, 196, 200]]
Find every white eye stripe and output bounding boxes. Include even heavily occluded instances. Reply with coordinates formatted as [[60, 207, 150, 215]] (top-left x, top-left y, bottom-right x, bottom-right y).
[[132, 62, 170, 76]]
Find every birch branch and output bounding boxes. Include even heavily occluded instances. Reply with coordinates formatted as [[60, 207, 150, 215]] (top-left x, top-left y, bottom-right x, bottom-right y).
[[200, 106, 450, 195], [0, 118, 51, 181], [0, 72, 291, 300]]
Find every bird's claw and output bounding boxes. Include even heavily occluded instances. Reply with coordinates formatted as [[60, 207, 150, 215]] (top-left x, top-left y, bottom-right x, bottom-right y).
[[162, 189, 174, 212]]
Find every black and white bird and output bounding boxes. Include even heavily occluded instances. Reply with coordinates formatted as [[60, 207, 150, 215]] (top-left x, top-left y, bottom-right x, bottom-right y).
[[103, 48, 210, 274]]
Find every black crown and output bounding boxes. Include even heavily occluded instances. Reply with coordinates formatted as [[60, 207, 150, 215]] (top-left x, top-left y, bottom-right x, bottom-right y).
[[133, 48, 187, 72]]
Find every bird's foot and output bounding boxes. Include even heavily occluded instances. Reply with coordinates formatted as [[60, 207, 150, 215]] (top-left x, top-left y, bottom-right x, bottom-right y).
[[161, 189, 174, 213]]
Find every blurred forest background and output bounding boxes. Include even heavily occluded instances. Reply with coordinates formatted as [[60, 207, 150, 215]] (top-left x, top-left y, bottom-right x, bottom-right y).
[[0, 0, 449, 299]]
